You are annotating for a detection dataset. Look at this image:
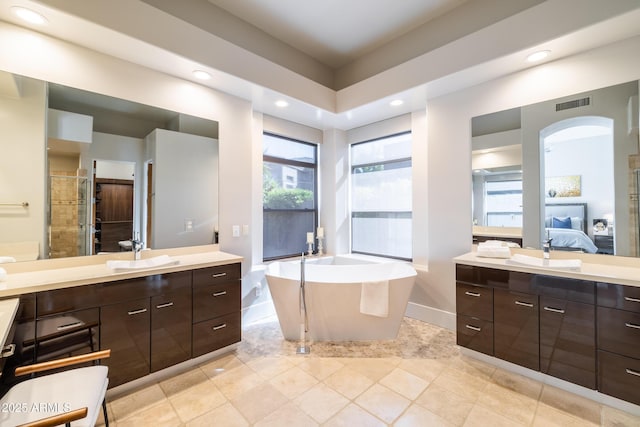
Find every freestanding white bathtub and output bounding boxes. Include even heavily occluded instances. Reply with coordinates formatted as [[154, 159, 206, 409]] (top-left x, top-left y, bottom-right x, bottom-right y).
[[265, 255, 417, 341]]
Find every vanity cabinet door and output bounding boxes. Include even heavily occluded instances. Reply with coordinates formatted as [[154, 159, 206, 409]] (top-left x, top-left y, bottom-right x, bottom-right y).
[[597, 306, 640, 359], [192, 312, 241, 358], [540, 296, 596, 389], [101, 298, 150, 388], [494, 289, 539, 370], [150, 290, 192, 372]]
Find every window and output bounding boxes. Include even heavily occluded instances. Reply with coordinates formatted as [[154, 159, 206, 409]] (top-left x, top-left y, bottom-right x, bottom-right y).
[[351, 132, 412, 260], [485, 179, 522, 227], [263, 133, 317, 260]]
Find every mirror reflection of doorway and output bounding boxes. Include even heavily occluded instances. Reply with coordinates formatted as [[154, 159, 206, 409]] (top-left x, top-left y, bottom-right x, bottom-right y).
[[92, 160, 135, 254], [541, 116, 614, 254]]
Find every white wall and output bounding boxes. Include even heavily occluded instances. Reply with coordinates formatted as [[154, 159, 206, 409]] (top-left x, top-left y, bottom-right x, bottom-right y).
[[0, 75, 47, 258]]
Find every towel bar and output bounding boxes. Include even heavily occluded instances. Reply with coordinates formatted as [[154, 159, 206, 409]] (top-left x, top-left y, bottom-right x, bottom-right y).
[[0, 202, 29, 207]]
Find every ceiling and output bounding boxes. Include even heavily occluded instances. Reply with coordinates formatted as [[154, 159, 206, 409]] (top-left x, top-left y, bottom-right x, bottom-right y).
[[1, 0, 640, 130], [205, 0, 470, 69]]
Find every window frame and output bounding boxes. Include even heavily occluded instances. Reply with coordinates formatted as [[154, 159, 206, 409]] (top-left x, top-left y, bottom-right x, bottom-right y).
[[350, 131, 412, 261], [262, 132, 318, 261]]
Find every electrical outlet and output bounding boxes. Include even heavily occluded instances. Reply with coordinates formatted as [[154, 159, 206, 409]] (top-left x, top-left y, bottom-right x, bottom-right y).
[[232, 225, 240, 237]]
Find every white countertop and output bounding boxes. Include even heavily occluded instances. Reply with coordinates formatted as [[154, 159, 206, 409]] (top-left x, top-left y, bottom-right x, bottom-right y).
[[0, 247, 243, 298], [455, 250, 640, 288]]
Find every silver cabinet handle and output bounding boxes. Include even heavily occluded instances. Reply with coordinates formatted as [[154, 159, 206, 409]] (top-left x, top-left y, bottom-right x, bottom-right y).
[[212, 272, 227, 278], [128, 308, 148, 315], [1, 343, 16, 358], [515, 301, 534, 308], [464, 291, 481, 297], [213, 291, 227, 297], [624, 296, 640, 303], [57, 321, 84, 330], [625, 368, 640, 377], [212, 323, 227, 331], [465, 324, 481, 332], [156, 302, 174, 309], [543, 306, 565, 314], [625, 322, 640, 330]]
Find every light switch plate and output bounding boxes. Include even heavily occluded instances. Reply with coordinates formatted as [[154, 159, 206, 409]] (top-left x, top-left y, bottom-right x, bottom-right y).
[[232, 225, 240, 237]]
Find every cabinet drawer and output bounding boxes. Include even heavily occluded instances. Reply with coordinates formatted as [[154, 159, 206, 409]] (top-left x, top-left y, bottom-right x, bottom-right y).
[[535, 275, 595, 305], [597, 306, 640, 359], [456, 283, 492, 321], [192, 312, 241, 358], [456, 314, 493, 356], [193, 281, 241, 323], [598, 350, 640, 406], [37, 285, 99, 316], [98, 271, 191, 305], [494, 290, 539, 371], [193, 264, 241, 287], [597, 282, 640, 313]]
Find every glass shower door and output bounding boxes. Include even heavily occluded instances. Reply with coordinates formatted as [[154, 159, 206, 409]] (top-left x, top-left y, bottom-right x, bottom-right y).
[[49, 174, 90, 258]]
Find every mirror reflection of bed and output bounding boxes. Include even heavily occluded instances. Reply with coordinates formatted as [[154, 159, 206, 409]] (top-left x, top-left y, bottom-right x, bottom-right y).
[[545, 203, 604, 254]]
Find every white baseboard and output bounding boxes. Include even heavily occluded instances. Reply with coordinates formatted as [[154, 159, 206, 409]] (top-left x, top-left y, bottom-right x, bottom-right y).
[[405, 302, 456, 331]]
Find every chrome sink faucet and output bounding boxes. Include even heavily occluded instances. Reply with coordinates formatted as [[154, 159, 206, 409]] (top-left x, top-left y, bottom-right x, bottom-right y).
[[131, 232, 143, 260], [543, 238, 553, 259]]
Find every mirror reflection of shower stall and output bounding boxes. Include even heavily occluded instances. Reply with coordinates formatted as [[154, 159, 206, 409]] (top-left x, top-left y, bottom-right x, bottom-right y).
[[48, 172, 90, 258], [634, 168, 640, 256]]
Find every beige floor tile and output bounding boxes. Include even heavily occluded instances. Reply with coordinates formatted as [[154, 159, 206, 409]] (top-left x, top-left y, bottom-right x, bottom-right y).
[[379, 367, 429, 400], [110, 383, 167, 421], [229, 382, 288, 424], [297, 357, 345, 380], [533, 402, 599, 427], [323, 365, 375, 400], [199, 352, 244, 378], [342, 357, 400, 382], [159, 366, 210, 397], [490, 367, 542, 400], [254, 401, 318, 427], [168, 378, 227, 422], [397, 357, 448, 382], [116, 400, 182, 427], [395, 403, 455, 427], [476, 382, 538, 425], [449, 354, 496, 380], [212, 363, 265, 400], [539, 384, 602, 425], [463, 404, 526, 427], [246, 356, 295, 379], [432, 366, 489, 402], [323, 403, 387, 427], [269, 366, 319, 399], [601, 405, 640, 427], [294, 382, 350, 423], [185, 402, 249, 427], [355, 383, 411, 424], [415, 383, 474, 426]]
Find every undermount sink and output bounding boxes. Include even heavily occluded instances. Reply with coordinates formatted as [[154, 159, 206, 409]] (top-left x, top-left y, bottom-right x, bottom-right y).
[[106, 255, 179, 272], [506, 254, 582, 271]]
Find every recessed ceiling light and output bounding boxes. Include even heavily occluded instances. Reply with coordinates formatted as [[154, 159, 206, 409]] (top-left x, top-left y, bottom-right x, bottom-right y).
[[390, 99, 404, 107], [12, 6, 47, 25], [275, 100, 289, 108], [192, 70, 211, 80], [526, 50, 550, 62]]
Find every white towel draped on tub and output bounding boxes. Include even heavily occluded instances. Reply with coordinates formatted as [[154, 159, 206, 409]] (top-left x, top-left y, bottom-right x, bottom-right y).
[[360, 280, 389, 317]]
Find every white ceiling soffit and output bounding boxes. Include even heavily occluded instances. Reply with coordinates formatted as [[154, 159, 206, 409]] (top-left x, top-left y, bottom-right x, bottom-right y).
[[0, 0, 639, 130]]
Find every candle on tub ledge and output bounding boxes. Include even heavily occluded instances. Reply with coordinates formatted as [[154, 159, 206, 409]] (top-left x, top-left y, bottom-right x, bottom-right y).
[[306, 232, 314, 244], [317, 227, 324, 238]]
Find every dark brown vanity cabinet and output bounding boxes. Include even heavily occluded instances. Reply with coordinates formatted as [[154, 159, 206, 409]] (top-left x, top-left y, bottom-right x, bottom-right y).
[[192, 263, 242, 357], [597, 282, 640, 405], [150, 289, 192, 372], [456, 265, 597, 391]]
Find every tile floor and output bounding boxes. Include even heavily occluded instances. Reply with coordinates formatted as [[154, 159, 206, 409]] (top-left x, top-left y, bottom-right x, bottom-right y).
[[98, 317, 640, 426]]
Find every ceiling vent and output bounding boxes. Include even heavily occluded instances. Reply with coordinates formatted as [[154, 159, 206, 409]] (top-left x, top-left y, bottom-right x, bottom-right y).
[[556, 97, 591, 111]]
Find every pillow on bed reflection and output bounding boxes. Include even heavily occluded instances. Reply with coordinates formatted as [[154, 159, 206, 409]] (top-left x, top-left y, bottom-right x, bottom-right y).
[[552, 216, 572, 229]]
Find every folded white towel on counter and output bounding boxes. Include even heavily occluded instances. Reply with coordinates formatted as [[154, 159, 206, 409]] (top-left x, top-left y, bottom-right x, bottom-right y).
[[0, 267, 6, 281], [0, 257, 16, 264], [360, 280, 389, 317], [476, 241, 512, 258]]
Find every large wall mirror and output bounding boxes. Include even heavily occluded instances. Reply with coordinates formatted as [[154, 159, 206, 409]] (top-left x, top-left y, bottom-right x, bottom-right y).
[[472, 80, 640, 257], [0, 71, 219, 262]]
